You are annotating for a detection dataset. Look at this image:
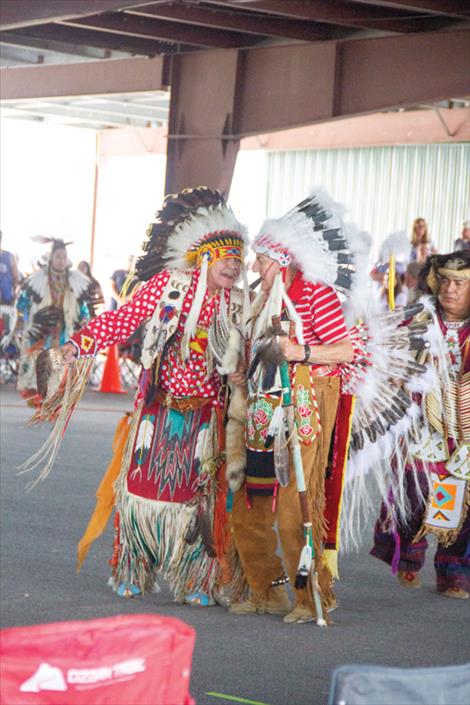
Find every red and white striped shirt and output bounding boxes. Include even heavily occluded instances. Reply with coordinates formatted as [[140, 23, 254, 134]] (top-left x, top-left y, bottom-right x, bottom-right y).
[[286, 271, 349, 375]]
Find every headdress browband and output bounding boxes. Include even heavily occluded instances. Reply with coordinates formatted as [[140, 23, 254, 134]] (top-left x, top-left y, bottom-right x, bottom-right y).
[[186, 231, 244, 269]]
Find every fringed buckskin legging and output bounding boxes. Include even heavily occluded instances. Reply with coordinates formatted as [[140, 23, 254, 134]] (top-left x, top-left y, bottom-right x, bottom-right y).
[[232, 376, 340, 614]]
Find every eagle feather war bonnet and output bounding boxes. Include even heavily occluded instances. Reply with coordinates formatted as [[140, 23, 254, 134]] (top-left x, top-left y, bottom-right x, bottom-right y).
[[251, 188, 371, 339], [134, 186, 249, 358]]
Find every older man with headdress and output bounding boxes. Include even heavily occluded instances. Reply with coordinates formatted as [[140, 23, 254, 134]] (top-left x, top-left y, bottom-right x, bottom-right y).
[[228, 191, 364, 625], [372, 251, 470, 599], [41, 188, 250, 607], [16, 238, 92, 406]]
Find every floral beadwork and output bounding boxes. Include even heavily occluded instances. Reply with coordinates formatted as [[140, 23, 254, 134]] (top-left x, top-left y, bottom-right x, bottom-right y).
[[295, 384, 314, 441]]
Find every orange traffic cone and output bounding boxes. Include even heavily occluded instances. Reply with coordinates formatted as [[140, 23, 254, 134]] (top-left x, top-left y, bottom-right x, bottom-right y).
[[98, 345, 126, 394]]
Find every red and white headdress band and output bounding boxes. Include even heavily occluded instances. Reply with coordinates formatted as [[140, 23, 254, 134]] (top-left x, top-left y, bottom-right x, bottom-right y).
[[252, 234, 293, 269]]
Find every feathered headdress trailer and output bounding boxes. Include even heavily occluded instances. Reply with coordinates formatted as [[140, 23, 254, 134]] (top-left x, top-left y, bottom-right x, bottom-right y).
[[251, 188, 371, 339], [134, 186, 249, 359], [30, 236, 73, 269]]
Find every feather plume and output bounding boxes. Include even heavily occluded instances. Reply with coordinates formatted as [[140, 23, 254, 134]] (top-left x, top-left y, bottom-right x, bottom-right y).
[[199, 495, 216, 557], [253, 188, 371, 301], [133, 414, 155, 466], [378, 230, 410, 264], [135, 187, 248, 282], [31, 235, 53, 244]]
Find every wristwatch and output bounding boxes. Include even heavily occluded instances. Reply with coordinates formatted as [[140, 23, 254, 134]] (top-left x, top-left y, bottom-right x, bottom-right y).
[[302, 343, 311, 363]]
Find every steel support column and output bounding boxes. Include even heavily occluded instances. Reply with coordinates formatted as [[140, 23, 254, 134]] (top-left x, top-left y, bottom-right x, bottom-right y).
[[165, 50, 241, 195]]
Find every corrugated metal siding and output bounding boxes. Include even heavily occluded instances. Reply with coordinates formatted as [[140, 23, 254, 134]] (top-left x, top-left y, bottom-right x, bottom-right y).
[[265, 144, 470, 256]]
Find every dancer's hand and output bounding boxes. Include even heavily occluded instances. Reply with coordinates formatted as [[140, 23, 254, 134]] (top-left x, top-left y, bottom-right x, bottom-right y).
[[229, 360, 247, 387], [278, 337, 304, 362], [229, 370, 246, 386], [61, 342, 78, 365]]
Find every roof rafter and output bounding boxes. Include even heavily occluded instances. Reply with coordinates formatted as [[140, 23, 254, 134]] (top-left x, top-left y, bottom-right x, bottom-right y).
[[0, 0, 165, 31], [1, 23, 179, 56], [209, 0, 458, 32], [62, 11, 264, 49], [127, 2, 333, 41], [1, 31, 131, 59], [352, 0, 470, 19]]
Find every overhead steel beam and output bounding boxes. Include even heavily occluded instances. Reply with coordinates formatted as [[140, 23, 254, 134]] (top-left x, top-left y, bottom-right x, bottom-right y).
[[334, 28, 470, 118], [128, 2, 332, 41], [353, 0, 470, 19], [63, 11, 263, 49], [165, 49, 241, 195], [65, 98, 168, 120], [228, 28, 470, 135], [209, 0, 450, 33], [0, 56, 164, 101], [0, 23, 178, 56], [0, 0, 165, 31]]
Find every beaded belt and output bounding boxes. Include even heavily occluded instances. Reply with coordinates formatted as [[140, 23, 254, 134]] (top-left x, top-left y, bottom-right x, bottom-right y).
[[155, 388, 214, 413]]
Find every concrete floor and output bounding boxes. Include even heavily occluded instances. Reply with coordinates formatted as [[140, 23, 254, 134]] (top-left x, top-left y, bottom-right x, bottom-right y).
[[1, 385, 469, 705]]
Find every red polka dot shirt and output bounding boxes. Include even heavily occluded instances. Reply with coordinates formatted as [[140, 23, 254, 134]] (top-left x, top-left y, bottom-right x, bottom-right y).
[[69, 269, 229, 406]]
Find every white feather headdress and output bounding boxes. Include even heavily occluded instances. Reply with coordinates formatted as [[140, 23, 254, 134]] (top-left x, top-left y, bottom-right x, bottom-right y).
[[134, 187, 249, 360]]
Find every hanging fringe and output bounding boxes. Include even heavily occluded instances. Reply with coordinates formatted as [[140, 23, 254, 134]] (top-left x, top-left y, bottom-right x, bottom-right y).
[[242, 266, 251, 336], [111, 405, 247, 603], [114, 490, 219, 601], [282, 290, 305, 344], [18, 358, 93, 491]]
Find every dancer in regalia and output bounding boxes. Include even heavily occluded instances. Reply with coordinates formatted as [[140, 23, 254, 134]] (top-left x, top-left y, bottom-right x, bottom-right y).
[[25, 188, 249, 606], [16, 238, 91, 406], [229, 192, 359, 624], [371, 251, 470, 599]]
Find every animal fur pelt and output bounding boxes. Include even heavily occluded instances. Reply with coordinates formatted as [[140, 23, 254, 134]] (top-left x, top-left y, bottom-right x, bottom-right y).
[[36, 347, 66, 400], [208, 311, 248, 492], [225, 385, 247, 492]]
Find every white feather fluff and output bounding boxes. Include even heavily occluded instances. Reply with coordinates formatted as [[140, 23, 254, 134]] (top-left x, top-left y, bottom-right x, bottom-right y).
[[69, 269, 92, 298], [163, 204, 248, 271], [378, 230, 410, 263], [27, 270, 48, 299]]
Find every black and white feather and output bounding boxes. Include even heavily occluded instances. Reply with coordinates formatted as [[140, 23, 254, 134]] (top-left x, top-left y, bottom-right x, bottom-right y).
[[256, 188, 371, 299], [340, 298, 448, 550]]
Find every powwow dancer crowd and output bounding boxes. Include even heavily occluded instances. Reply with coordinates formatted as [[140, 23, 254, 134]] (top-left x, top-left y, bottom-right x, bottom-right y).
[[15, 238, 92, 406], [19, 185, 469, 623]]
